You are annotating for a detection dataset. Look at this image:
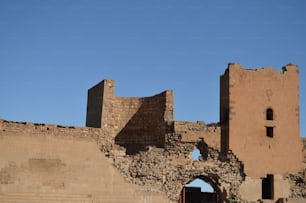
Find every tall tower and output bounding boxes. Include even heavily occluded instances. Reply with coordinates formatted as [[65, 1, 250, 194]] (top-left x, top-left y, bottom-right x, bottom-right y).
[[220, 63, 303, 178]]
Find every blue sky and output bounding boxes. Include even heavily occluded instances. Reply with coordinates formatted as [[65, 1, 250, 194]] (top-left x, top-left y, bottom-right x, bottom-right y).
[[0, 0, 306, 138]]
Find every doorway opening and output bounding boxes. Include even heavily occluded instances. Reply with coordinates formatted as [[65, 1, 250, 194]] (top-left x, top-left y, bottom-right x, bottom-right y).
[[262, 174, 274, 200], [179, 177, 221, 203]]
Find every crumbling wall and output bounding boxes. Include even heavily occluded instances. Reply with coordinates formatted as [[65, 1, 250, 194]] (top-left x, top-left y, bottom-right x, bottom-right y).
[[0, 119, 244, 203], [287, 139, 306, 199], [287, 168, 306, 198], [1, 119, 305, 203], [114, 90, 173, 153], [2, 64, 306, 203], [174, 121, 221, 150], [86, 80, 174, 154], [104, 128, 245, 203]]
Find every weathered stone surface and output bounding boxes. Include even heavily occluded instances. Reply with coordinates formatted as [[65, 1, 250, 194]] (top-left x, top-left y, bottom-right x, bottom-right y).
[[220, 64, 303, 178], [287, 168, 306, 198], [1, 64, 306, 203], [0, 120, 168, 203]]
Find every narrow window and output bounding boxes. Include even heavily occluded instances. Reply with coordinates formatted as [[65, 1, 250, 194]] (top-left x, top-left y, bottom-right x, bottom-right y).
[[262, 174, 274, 199], [266, 108, 274, 120], [266, 127, 274, 138]]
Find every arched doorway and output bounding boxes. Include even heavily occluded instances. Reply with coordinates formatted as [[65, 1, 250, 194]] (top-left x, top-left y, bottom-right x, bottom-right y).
[[179, 176, 223, 203]]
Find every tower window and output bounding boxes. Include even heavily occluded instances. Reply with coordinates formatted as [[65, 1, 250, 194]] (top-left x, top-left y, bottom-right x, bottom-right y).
[[266, 108, 274, 120], [266, 127, 274, 138]]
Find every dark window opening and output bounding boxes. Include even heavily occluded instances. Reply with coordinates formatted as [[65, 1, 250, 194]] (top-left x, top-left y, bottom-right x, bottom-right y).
[[266, 127, 274, 138], [266, 108, 274, 120], [262, 174, 274, 199]]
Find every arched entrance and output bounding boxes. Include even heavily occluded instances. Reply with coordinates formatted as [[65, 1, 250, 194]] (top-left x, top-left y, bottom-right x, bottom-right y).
[[179, 176, 224, 203]]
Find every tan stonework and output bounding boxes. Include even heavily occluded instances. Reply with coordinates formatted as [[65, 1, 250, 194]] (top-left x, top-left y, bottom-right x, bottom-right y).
[[0, 63, 305, 203], [220, 64, 303, 178]]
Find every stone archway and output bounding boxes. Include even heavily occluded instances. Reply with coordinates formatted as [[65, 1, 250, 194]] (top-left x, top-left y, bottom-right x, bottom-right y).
[[179, 175, 226, 203]]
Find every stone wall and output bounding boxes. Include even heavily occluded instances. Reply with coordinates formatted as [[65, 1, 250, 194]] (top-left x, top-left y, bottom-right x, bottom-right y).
[[0, 119, 168, 203], [173, 121, 221, 150], [1, 119, 305, 203], [1, 64, 306, 203], [86, 80, 174, 154], [107, 125, 245, 203], [114, 91, 173, 154], [0, 119, 244, 203]]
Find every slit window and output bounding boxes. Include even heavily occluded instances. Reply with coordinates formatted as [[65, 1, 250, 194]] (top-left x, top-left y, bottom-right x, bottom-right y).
[[266, 127, 274, 138], [266, 108, 274, 120]]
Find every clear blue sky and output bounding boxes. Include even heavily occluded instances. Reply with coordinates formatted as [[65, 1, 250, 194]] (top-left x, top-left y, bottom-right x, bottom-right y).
[[0, 0, 305, 137]]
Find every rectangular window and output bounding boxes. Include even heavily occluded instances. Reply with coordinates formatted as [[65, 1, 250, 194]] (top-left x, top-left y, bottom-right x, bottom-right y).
[[266, 127, 274, 138]]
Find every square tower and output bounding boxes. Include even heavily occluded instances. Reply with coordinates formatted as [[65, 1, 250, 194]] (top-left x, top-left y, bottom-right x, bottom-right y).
[[220, 63, 303, 178]]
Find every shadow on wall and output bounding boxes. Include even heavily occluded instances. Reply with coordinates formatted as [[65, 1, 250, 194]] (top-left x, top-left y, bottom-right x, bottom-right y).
[[115, 96, 170, 155]]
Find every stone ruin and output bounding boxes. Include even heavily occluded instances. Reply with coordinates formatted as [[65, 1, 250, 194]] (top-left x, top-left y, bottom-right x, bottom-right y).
[[0, 63, 305, 203]]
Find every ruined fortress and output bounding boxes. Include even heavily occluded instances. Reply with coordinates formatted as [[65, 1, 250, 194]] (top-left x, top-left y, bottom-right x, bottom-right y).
[[0, 63, 305, 203]]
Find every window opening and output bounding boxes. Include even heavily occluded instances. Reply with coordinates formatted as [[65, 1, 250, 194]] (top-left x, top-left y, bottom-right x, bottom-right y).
[[266, 108, 274, 120], [266, 126, 274, 138], [192, 149, 201, 161], [262, 174, 274, 199]]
